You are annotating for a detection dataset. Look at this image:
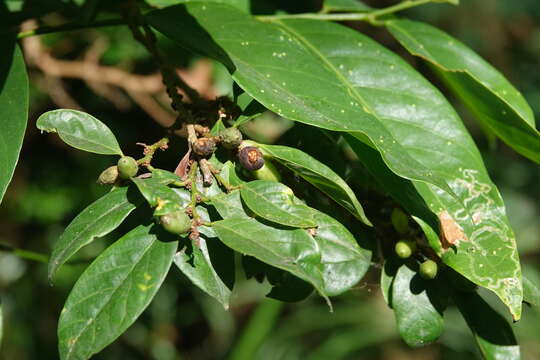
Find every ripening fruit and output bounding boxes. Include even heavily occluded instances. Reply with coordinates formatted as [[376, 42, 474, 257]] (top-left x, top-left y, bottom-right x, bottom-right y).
[[419, 259, 438, 280], [192, 137, 217, 157], [97, 165, 119, 185], [218, 127, 243, 149], [117, 156, 138, 179], [253, 161, 281, 182], [238, 146, 265, 171], [391, 208, 409, 234], [160, 211, 191, 235], [394, 240, 416, 259]]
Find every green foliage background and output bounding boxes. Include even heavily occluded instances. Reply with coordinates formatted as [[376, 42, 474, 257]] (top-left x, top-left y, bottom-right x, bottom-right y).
[[1, 0, 540, 359]]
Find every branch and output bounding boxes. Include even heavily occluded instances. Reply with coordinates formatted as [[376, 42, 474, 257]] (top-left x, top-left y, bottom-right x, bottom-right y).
[[16, 18, 127, 40]]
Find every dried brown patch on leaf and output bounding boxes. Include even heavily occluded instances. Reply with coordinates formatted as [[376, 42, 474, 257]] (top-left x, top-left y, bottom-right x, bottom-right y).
[[438, 210, 468, 249]]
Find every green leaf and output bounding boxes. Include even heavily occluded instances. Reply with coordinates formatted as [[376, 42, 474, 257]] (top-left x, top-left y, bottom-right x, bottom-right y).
[[380, 258, 400, 307], [523, 275, 540, 307], [58, 224, 177, 360], [148, 4, 523, 319], [0, 43, 28, 204], [48, 186, 141, 282], [240, 180, 317, 228], [212, 190, 250, 219], [310, 210, 371, 295], [234, 92, 266, 127], [257, 143, 371, 226], [145, 0, 250, 12], [36, 109, 123, 155], [392, 264, 444, 347], [151, 169, 183, 185], [212, 216, 329, 303], [131, 177, 188, 215], [387, 19, 540, 164], [146, 4, 455, 198], [0, 299, 3, 348], [322, 0, 371, 12], [454, 291, 520, 359], [174, 237, 232, 308]]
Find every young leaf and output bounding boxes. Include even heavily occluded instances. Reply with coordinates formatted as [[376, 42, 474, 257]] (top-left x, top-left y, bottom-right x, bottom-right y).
[[310, 210, 371, 296], [322, 0, 371, 12], [48, 186, 141, 281], [240, 180, 317, 228], [58, 224, 177, 360], [131, 177, 188, 215], [212, 216, 329, 302], [257, 143, 371, 226], [392, 264, 444, 347], [174, 237, 232, 308], [387, 19, 540, 164], [146, 4, 456, 200], [453, 291, 520, 359], [0, 43, 28, 204], [36, 109, 123, 155], [148, 4, 523, 319]]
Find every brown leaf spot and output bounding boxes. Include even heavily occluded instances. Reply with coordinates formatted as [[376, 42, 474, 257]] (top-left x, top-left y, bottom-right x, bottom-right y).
[[438, 211, 468, 249]]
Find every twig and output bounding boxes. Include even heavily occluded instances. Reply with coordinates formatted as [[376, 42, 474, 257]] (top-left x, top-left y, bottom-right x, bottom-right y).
[[16, 18, 127, 39], [256, 0, 455, 24], [136, 137, 170, 168]]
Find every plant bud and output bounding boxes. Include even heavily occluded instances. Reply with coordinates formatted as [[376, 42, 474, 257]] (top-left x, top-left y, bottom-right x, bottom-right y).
[[97, 166, 119, 185], [192, 137, 217, 157], [160, 211, 191, 235], [394, 240, 416, 259], [117, 156, 138, 179], [218, 127, 243, 149], [238, 146, 264, 171], [419, 259, 438, 280]]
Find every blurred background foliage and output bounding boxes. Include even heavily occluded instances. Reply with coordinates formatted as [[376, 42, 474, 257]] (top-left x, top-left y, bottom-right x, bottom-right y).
[[1, 0, 540, 359]]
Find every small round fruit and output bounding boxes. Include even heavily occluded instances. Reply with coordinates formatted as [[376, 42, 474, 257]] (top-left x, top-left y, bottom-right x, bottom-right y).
[[419, 260, 438, 280], [117, 156, 138, 179], [253, 161, 281, 182], [238, 146, 264, 171], [97, 165, 119, 185], [394, 240, 416, 259], [160, 211, 191, 235], [391, 208, 409, 234], [218, 127, 243, 149], [192, 137, 217, 157]]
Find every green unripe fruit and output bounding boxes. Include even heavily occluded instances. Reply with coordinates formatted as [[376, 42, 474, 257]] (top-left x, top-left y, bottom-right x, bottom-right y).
[[419, 259, 438, 280], [218, 127, 243, 149], [117, 156, 138, 179], [253, 160, 281, 182], [394, 240, 416, 259], [97, 165, 119, 185], [160, 211, 191, 235], [391, 208, 409, 234]]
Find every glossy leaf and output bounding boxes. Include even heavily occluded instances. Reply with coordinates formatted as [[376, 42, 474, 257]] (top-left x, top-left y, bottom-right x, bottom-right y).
[[148, 4, 522, 319], [174, 237, 232, 308], [257, 142, 371, 226], [212, 216, 329, 302], [240, 180, 317, 228], [151, 169, 183, 185], [387, 19, 540, 164], [58, 224, 177, 360], [48, 186, 141, 281], [322, 0, 371, 12], [0, 43, 28, 204], [392, 264, 444, 347], [380, 258, 400, 307], [36, 109, 123, 155], [146, 0, 250, 12], [454, 291, 520, 359], [211, 190, 250, 219], [311, 210, 371, 295], [131, 177, 188, 215], [146, 4, 455, 198]]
